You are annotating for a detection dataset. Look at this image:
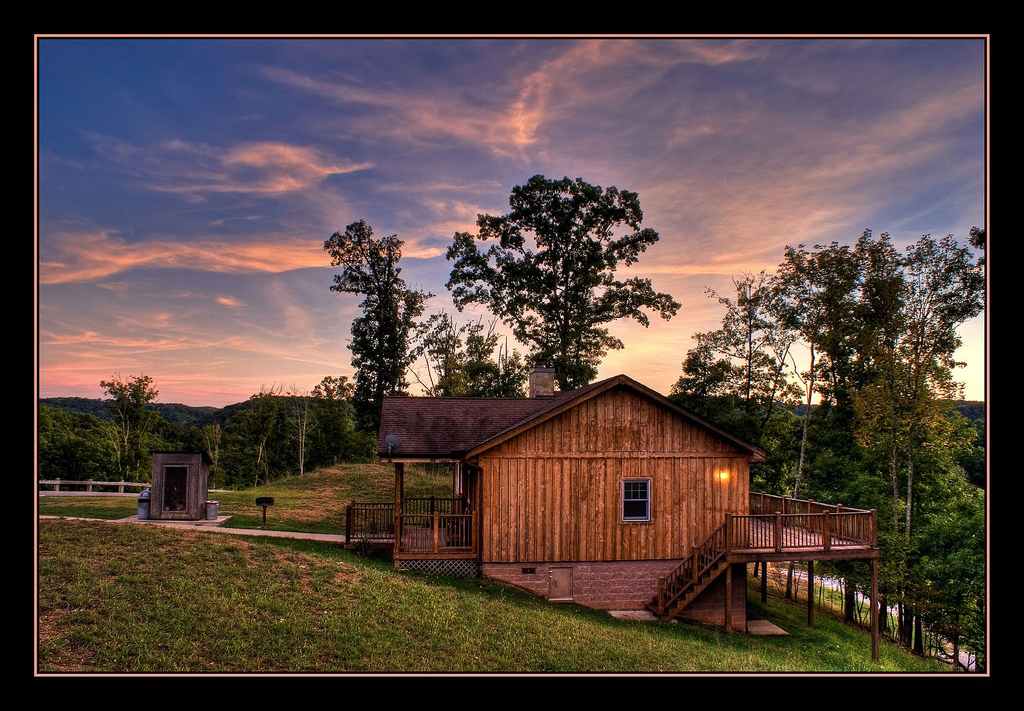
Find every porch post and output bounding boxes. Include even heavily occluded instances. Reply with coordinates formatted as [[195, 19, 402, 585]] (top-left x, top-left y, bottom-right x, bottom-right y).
[[760, 560, 768, 603], [724, 564, 733, 633], [807, 560, 815, 627], [871, 558, 880, 661], [394, 463, 404, 560]]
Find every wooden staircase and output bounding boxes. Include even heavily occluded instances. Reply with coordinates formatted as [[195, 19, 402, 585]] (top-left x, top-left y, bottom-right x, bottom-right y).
[[649, 521, 729, 621]]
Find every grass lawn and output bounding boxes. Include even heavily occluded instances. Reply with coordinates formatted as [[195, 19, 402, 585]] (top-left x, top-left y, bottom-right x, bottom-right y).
[[37, 497, 137, 520], [38, 464, 451, 534], [38, 520, 947, 673]]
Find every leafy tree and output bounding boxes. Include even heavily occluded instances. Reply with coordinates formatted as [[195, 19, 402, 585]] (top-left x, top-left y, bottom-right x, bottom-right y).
[[99, 374, 160, 480], [309, 376, 373, 465], [672, 272, 800, 440], [38, 405, 120, 481], [410, 313, 530, 397], [446, 175, 680, 390], [202, 422, 223, 488], [325, 220, 431, 432]]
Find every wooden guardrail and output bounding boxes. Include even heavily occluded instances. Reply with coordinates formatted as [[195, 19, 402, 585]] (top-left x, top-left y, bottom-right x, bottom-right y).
[[398, 512, 476, 554], [744, 492, 876, 548], [345, 496, 469, 542], [39, 479, 148, 493]]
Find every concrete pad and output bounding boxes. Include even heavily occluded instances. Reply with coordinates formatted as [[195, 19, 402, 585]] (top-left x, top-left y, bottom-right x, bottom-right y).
[[609, 610, 658, 622], [132, 515, 232, 527], [747, 619, 789, 636]]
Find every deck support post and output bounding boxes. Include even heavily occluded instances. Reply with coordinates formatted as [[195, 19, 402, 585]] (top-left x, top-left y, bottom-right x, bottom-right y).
[[760, 561, 768, 603], [393, 463, 404, 561], [724, 564, 732, 633], [807, 561, 815, 627], [432, 510, 440, 553], [871, 559, 880, 661]]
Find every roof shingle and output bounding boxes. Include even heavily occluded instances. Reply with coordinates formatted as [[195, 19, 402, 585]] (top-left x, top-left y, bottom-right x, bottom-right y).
[[377, 381, 604, 458]]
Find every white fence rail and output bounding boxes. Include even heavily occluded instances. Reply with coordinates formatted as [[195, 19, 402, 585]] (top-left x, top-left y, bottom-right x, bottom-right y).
[[39, 479, 148, 493]]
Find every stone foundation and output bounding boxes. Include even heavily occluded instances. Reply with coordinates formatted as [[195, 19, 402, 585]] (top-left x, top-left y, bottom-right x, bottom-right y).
[[481, 560, 747, 631]]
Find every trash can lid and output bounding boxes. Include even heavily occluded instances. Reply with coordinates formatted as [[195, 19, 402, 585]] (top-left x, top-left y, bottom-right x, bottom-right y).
[[139, 488, 151, 499]]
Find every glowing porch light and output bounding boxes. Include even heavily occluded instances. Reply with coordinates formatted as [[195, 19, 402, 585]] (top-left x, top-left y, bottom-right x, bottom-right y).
[[718, 470, 730, 482]]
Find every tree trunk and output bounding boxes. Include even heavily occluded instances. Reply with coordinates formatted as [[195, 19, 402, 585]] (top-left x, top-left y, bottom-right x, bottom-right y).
[[952, 624, 961, 672], [905, 455, 914, 542], [796, 344, 815, 493], [913, 613, 924, 656], [878, 594, 888, 637], [785, 563, 794, 599], [844, 581, 856, 624]]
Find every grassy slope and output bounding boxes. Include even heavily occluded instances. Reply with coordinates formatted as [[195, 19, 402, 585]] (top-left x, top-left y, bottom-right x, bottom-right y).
[[38, 464, 451, 533], [39, 520, 945, 673]]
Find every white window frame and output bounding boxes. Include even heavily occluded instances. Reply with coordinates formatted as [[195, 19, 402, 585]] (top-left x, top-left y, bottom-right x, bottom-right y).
[[621, 477, 653, 523]]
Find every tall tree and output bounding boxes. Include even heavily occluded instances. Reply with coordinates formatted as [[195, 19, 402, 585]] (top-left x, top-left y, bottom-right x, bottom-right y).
[[201, 422, 222, 488], [673, 272, 800, 441], [325, 220, 431, 431], [446, 175, 680, 390], [286, 387, 315, 477], [98, 374, 159, 480], [410, 313, 530, 398]]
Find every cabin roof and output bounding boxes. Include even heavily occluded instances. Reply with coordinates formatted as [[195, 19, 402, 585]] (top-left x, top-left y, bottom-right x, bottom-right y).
[[377, 380, 606, 460], [378, 374, 765, 462]]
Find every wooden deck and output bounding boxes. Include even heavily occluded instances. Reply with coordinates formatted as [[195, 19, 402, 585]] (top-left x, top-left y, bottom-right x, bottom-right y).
[[728, 492, 877, 562], [346, 497, 477, 559]]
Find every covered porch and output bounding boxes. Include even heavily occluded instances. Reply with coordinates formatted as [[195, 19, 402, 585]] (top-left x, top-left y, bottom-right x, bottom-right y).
[[345, 461, 480, 562]]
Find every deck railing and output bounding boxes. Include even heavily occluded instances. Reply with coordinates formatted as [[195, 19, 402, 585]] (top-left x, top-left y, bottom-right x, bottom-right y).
[[397, 512, 476, 554], [736, 492, 876, 550], [654, 493, 877, 617], [345, 496, 471, 545]]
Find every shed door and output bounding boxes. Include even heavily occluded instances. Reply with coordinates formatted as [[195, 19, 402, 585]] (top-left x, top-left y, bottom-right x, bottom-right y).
[[549, 567, 573, 601], [163, 466, 188, 512]]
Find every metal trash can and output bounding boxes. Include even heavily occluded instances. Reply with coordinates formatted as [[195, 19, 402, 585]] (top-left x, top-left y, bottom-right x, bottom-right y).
[[206, 500, 219, 520], [137, 488, 151, 520]]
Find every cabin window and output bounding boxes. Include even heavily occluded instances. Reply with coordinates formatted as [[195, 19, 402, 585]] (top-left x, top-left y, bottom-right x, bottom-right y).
[[622, 478, 652, 522]]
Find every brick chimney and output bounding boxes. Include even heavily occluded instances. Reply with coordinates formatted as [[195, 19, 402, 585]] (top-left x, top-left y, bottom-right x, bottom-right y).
[[528, 367, 555, 398]]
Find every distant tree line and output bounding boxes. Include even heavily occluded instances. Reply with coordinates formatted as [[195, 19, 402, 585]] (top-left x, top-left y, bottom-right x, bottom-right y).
[[39, 374, 375, 489]]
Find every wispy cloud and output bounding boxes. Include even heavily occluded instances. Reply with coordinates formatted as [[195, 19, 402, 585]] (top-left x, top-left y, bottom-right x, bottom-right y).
[[87, 134, 372, 200], [215, 295, 245, 308], [261, 40, 762, 158], [40, 228, 445, 285]]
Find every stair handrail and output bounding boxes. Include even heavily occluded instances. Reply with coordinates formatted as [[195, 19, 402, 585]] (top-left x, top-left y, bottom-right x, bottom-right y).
[[655, 520, 728, 615]]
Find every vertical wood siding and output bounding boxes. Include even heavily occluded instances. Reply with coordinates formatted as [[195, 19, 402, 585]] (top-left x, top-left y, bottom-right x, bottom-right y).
[[476, 387, 750, 563]]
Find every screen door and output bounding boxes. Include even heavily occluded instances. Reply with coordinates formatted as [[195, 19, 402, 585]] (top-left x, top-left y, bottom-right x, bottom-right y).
[[163, 466, 188, 512]]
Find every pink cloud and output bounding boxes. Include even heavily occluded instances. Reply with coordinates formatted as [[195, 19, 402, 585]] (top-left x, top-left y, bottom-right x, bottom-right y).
[[40, 229, 445, 285]]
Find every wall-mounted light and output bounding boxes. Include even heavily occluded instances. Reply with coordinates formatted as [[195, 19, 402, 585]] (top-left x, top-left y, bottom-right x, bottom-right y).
[[718, 470, 730, 482]]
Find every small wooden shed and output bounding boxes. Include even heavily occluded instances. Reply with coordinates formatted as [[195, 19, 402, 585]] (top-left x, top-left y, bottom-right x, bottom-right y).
[[149, 451, 212, 520]]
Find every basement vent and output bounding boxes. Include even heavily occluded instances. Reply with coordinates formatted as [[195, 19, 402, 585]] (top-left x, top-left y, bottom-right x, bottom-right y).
[[522, 567, 537, 574]]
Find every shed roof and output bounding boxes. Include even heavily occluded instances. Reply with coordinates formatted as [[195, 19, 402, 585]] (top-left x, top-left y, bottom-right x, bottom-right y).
[[378, 374, 765, 461]]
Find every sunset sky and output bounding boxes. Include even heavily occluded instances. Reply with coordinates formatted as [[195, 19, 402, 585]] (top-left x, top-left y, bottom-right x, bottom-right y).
[[39, 38, 986, 407]]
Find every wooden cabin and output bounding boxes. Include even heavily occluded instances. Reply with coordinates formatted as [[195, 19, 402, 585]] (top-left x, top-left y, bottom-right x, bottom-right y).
[[357, 370, 881, 656]]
